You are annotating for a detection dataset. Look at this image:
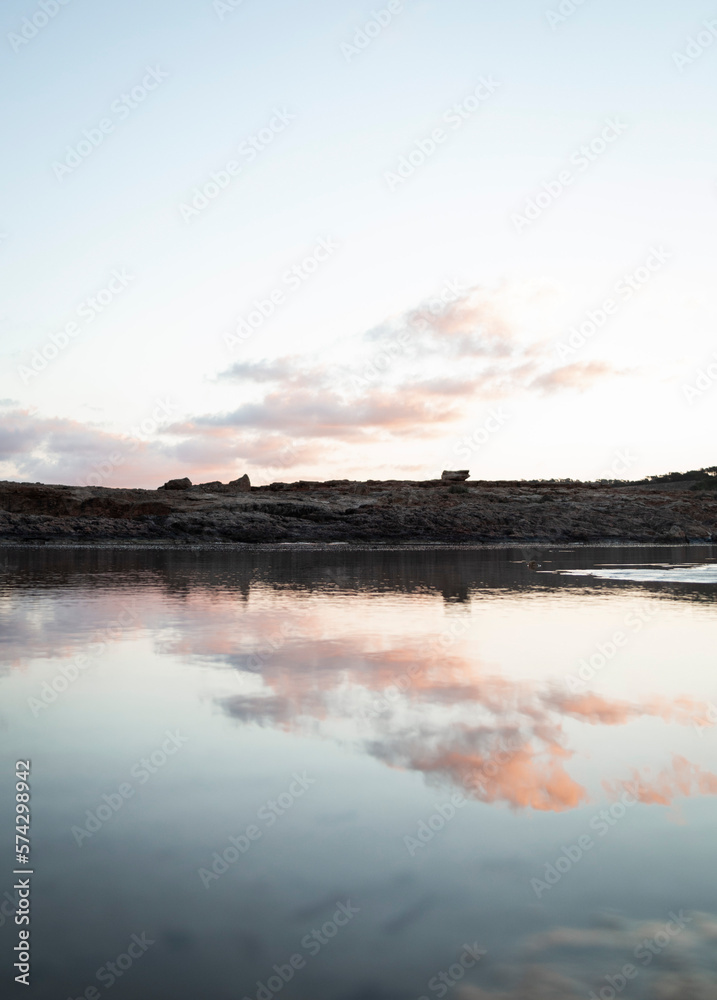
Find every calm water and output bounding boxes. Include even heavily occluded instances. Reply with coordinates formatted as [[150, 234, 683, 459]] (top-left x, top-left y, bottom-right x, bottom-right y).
[[1, 546, 716, 1000]]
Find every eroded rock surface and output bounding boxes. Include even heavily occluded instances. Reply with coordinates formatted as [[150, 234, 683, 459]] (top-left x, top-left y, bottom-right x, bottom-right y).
[[1, 478, 715, 545]]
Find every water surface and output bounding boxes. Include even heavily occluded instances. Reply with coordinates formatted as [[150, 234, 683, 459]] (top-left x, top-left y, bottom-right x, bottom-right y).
[[1, 545, 716, 999]]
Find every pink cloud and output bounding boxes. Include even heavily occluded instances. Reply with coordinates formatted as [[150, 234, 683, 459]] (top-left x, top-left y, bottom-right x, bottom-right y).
[[3, 284, 642, 485], [178, 386, 459, 439], [605, 755, 717, 806], [529, 360, 629, 394]]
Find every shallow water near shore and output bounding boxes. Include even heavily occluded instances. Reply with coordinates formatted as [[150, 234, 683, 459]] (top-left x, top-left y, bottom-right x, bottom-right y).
[[1, 545, 716, 999]]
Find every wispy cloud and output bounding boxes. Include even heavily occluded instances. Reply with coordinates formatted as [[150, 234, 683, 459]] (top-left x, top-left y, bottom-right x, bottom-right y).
[[196, 283, 636, 450], [529, 360, 631, 394], [605, 755, 717, 806], [1, 283, 643, 485]]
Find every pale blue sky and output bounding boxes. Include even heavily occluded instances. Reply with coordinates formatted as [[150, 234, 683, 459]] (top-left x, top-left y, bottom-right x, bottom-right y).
[[1, 0, 716, 485]]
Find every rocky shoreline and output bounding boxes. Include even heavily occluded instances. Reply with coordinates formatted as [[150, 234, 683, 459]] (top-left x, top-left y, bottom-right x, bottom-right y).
[[1, 477, 716, 546]]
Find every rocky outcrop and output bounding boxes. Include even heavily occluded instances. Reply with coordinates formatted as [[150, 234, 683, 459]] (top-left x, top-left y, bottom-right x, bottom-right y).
[[161, 478, 192, 490], [226, 474, 251, 493], [441, 470, 470, 482], [0, 478, 715, 545], [164, 475, 251, 493]]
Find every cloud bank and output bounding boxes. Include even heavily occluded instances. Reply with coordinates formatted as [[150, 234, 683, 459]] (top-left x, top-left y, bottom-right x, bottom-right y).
[[2, 283, 636, 486]]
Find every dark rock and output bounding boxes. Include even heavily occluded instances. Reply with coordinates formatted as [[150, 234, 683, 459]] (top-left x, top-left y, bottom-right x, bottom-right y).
[[161, 478, 192, 490], [0, 482, 81, 516], [226, 474, 251, 493], [1, 478, 717, 545], [441, 470, 470, 482], [79, 497, 133, 518], [130, 502, 173, 517]]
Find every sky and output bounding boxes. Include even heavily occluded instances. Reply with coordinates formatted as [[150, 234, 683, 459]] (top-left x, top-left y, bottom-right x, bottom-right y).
[[1, 0, 716, 487]]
